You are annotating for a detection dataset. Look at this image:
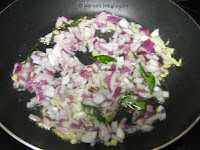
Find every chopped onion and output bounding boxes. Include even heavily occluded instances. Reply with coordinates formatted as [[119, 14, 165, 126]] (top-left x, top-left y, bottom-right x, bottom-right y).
[[151, 29, 159, 37], [116, 127, 125, 139], [29, 114, 42, 122], [111, 121, 118, 132], [118, 18, 129, 28], [81, 131, 97, 143], [11, 11, 179, 146], [93, 92, 106, 105]]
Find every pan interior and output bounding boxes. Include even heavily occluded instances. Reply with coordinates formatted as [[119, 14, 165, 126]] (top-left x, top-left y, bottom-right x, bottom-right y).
[[0, 0, 200, 150]]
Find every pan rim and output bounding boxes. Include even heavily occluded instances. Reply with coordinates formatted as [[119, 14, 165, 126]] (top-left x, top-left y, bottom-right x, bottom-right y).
[[169, 0, 200, 29], [0, 0, 18, 14], [152, 114, 200, 150], [0, 0, 199, 149], [1, 115, 200, 150], [0, 122, 42, 150]]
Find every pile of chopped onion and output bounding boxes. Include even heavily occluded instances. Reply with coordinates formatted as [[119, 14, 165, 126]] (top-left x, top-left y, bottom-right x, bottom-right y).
[[12, 12, 181, 146]]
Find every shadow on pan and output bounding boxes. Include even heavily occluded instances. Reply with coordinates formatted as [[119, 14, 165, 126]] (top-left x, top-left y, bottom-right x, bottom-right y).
[[0, 0, 200, 150]]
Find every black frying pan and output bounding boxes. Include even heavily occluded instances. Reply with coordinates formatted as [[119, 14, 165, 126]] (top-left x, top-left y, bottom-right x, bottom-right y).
[[0, 0, 200, 150]]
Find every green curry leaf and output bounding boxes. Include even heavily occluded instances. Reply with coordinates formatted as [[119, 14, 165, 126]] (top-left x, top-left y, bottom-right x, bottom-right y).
[[57, 21, 80, 31], [89, 55, 117, 64], [118, 92, 147, 113], [24, 44, 39, 63], [82, 104, 104, 123], [139, 63, 155, 95]]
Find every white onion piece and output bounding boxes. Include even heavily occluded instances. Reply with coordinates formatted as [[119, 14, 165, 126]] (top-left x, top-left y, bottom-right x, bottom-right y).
[[27, 97, 38, 108], [123, 29, 133, 35], [71, 103, 82, 112], [110, 71, 117, 92], [81, 131, 97, 143], [154, 46, 162, 52], [73, 112, 87, 120], [133, 78, 144, 84], [101, 100, 114, 107], [159, 113, 166, 120], [151, 29, 159, 37], [93, 92, 106, 105], [118, 118, 127, 129], [126, 125, 139, 134], [144, 114, 160, 124], [138, 92, 152, 99], [141, 35, 149, 41], [103, 134, 111, 143], [140, 125, 154, 132], [156, 105, 165, 113], [111, 134, 123, 143], [116, 127, 125, 139], [62, 75, 70, 85], [149, 59, 159, 67], [146, 65, 160, 72], [163, 91, 169, 98], [99, 124, 109, 138], [118, 18, 129, 28], [111, 121, 118, 133], [154, 86, 160, 92], [29, 114, 42, 122], [90, 141, 96, 147]]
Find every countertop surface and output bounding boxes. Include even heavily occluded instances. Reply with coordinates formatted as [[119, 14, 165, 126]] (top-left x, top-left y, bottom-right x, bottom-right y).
[[0, 0, 200, 150]]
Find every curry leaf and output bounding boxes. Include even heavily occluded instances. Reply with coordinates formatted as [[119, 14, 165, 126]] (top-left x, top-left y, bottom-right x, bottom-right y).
[[57, 21, 80, 31], [24, 44, 39, 63], [119, 92, 147, 113], [82, 104, 104, 123], [64, 21, 79, 28], [139, 63, 155, 94], [89, 55, 117, 64]]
